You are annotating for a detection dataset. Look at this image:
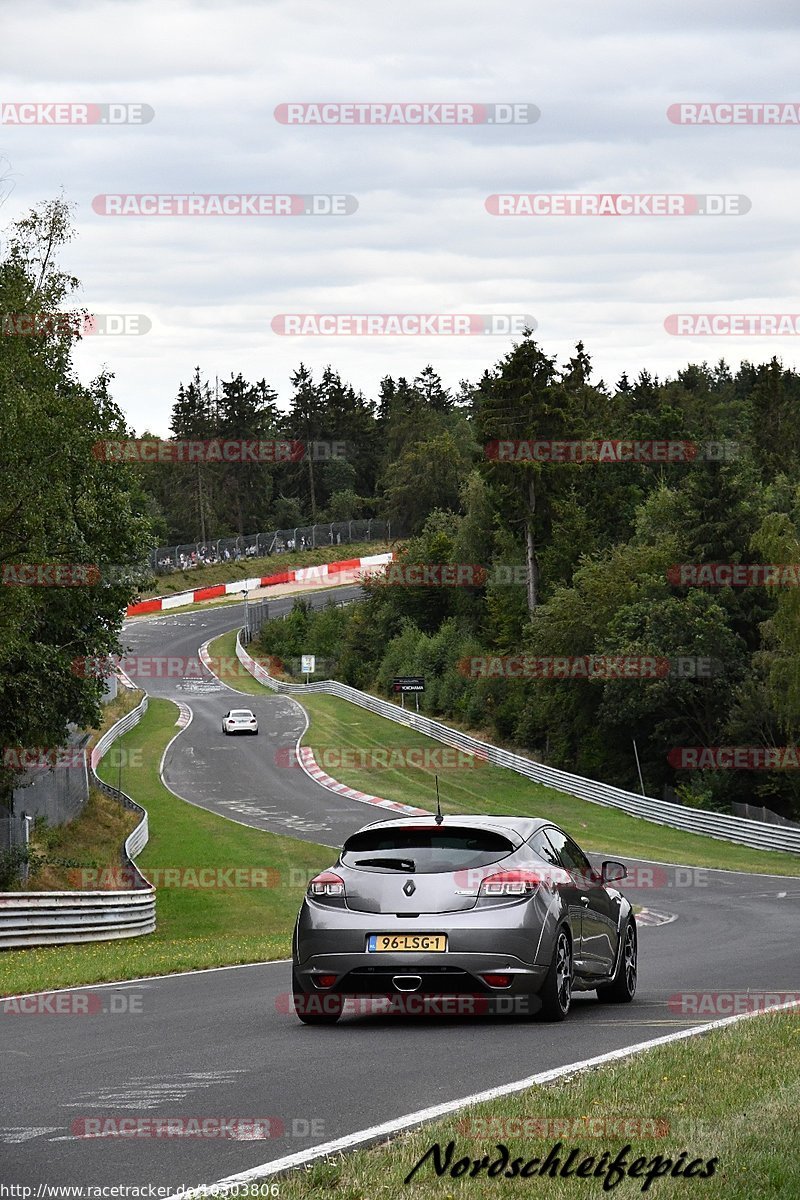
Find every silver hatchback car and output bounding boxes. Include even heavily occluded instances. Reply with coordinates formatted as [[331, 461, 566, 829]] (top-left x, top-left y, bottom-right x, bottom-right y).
[[292, 814, 636, 1024]]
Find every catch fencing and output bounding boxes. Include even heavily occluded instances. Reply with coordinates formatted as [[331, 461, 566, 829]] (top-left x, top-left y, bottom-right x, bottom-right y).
[[236, 636, 800, 857], [731, 801, 800, 829], [6, 676, 121, 837], [152, 518, 392, 573], [0, 698, 156, 950]]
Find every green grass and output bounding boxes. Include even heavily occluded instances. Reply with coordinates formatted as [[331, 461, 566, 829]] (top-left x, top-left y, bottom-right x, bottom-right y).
[[0, 698, 333, 996], [145, 541, 393, 597], [271, 1008, 800, 1199], [296, 696, 800, 873], [208, 628, 303, 695], [297, 695, 800, 874], [202, 636, 800, 876], [21, 788, 140, 891]]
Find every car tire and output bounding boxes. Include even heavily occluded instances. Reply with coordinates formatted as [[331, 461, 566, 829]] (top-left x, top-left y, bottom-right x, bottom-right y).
[[292, 970, 343, 1025], [596, 917, 637, 1003], [535, 926, 572, 1021]]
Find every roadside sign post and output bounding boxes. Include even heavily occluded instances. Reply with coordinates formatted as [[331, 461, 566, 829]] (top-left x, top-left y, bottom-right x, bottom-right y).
[[391, 677, 425, 711], [301, 654, 315, 684]]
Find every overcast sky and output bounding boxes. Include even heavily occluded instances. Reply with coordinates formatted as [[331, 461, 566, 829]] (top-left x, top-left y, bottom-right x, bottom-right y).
[[2, 0, 799, 435]]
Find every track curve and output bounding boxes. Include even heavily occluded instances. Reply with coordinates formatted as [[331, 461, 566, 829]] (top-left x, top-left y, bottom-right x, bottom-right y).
[[2, 594, 798, 1188]]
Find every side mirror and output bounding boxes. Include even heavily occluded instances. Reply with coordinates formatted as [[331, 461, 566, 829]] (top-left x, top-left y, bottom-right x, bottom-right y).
[[601, 860, 627, 884]]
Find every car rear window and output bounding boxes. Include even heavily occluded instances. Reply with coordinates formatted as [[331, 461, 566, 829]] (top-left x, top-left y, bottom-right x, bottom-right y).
[[230, 711, 253, 717], [340, 826, 516, 874]]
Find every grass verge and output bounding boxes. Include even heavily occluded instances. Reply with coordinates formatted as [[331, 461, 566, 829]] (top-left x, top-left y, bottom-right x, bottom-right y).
[[146, 541, 393, 597], [85, 686, 144, 751], [3, 688, 144, 890], [203, 635, 800, 876], [21, 789, 140, 891], [0, 698, 332, 996], [297, 695, 800, 874], [269, 1007, 800, 1200], [209, 628, 300, 694]]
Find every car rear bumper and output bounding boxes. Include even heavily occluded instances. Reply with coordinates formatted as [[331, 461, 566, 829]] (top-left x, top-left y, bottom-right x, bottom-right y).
[[294, 953, 549, 994], [294, 895, 558, 997]]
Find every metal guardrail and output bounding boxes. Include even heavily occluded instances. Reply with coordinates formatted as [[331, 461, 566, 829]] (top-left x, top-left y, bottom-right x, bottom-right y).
[[90, 697, 154, 877], [153, 519, 393, 573], [0, 698, 156, 950], [236, 635, 800, 857]]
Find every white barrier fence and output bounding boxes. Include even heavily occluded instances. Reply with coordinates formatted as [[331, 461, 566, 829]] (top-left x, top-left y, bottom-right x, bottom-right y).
[[0, 698, 156, 950], [236, 635, 800, 857]]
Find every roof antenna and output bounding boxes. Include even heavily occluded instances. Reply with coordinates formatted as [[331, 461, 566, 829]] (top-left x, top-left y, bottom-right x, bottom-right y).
[[434, 775, 443, 825]]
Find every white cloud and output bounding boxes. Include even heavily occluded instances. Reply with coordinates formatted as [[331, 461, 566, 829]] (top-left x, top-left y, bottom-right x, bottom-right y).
[[1, 0, 799, 432]]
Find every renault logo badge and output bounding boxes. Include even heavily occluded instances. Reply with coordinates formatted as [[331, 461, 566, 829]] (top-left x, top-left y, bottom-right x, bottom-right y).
[[403, 879, 416, 897]]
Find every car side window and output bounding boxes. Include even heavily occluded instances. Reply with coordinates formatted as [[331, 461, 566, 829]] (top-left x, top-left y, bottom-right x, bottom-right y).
[[530, 830, 561, 866], [542, 828, 595, 881]]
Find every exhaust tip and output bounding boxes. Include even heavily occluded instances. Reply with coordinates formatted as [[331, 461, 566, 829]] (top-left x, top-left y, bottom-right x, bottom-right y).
[[392, 975, 422, 993]]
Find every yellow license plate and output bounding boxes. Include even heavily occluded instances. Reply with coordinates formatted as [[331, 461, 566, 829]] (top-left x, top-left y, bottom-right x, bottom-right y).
[[368, 934, 447, 952]]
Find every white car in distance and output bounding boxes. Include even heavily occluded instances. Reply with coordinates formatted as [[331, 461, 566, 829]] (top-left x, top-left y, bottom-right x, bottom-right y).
[[222, 709, 259, 735]]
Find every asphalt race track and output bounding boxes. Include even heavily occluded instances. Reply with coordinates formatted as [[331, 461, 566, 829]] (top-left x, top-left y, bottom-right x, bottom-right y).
[[123, 586, 384, 846], [1, 596, 798, 1189]]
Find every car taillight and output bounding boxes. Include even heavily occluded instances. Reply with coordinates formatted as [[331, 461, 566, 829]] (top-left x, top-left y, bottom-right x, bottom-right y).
[[308, 871, 345, 898], [478, 870, 542, 897], [314, 974, 338, 989], [481, 973, 512, 988]]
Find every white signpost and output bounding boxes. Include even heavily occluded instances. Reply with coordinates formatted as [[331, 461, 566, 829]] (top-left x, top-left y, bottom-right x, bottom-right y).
[[301, 654, 316, 682]]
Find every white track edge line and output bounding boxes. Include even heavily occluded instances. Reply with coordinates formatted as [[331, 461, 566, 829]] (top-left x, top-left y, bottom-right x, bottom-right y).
[[2, 958, 292, 1002], [170, 998, 800, 1196]]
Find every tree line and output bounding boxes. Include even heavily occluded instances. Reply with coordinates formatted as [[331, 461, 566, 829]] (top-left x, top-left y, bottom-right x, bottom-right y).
[[254, 340, 800, 821], [5, 197, 800, 825]]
